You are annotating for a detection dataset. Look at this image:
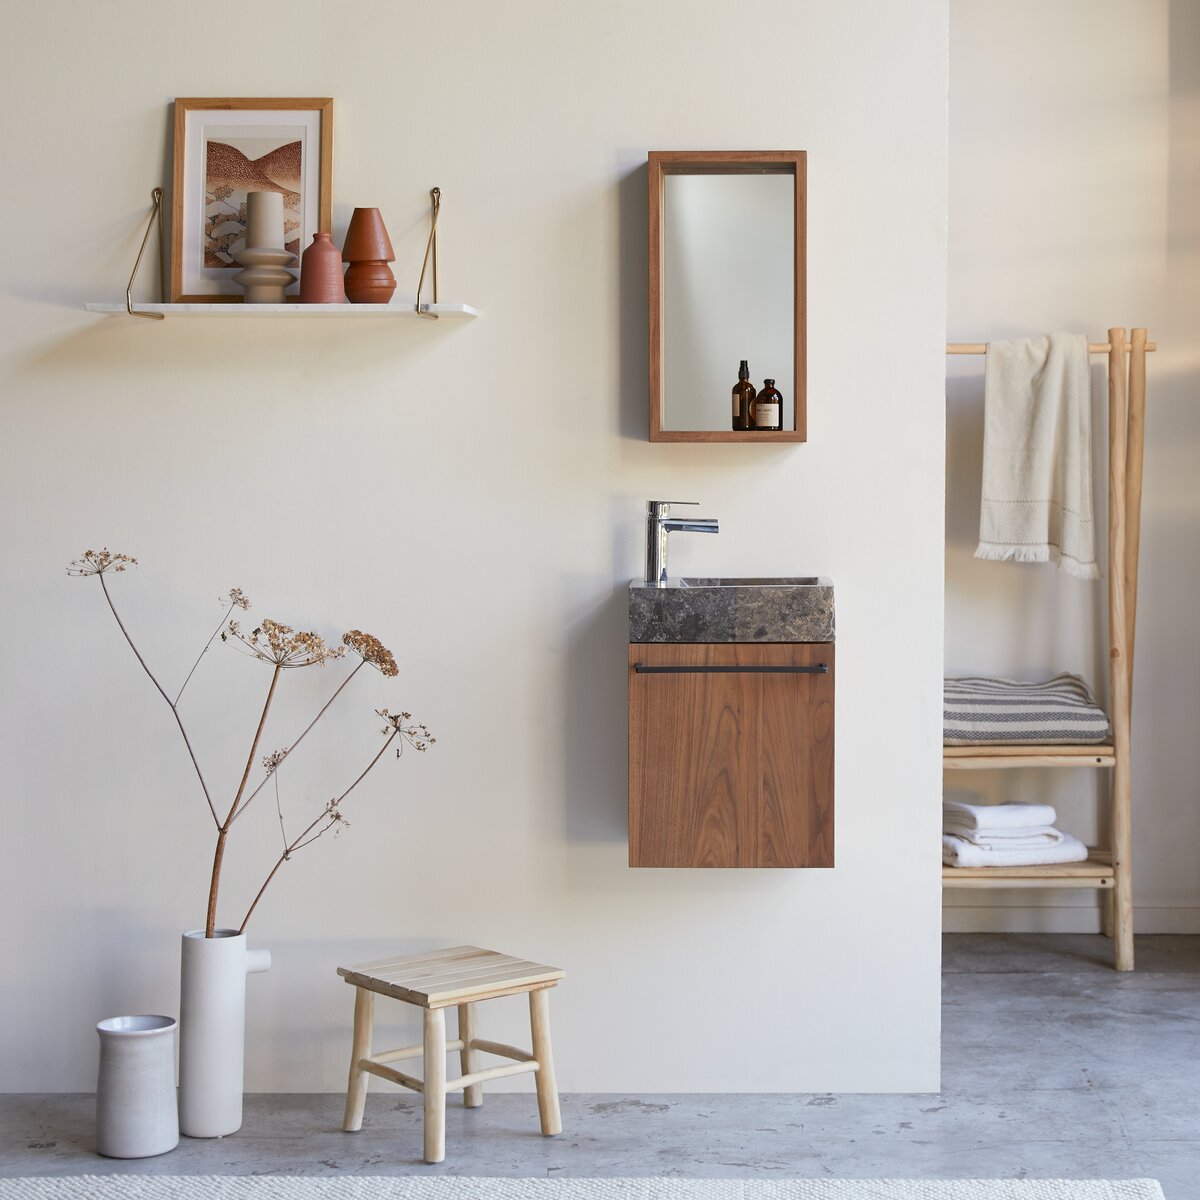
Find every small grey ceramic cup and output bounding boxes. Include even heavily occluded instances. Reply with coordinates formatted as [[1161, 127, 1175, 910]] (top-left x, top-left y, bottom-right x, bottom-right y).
[[95, 1015, 179, 1158]]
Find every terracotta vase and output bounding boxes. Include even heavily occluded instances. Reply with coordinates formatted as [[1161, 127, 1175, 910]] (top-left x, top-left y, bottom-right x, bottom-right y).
[[342, 207, 396, 304], [298, 232, 346, 303]]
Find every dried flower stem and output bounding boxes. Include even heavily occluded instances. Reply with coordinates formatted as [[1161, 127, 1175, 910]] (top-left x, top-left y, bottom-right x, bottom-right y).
[[237, 728, 400, 933], [227, 660, 365, 828], [274, 773, 288, 855], [206, 665, 282, 937], [174, 605, 236, 706], [99, 574, 220, 829]]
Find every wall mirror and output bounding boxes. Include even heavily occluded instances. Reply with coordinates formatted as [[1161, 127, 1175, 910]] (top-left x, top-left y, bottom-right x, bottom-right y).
[[648, 151, 806, 443]]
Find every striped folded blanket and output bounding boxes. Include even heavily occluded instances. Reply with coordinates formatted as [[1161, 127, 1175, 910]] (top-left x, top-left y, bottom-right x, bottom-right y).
[[944, 674, 1110, 746]]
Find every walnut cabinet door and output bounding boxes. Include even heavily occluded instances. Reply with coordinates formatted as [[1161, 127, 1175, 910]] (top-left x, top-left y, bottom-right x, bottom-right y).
[[628, 642, 834, 868]]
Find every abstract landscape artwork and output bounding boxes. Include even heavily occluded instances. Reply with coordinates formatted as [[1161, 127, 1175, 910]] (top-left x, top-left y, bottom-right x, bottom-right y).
[[204, 132, 304, 266], [171, 98, 333, 301]]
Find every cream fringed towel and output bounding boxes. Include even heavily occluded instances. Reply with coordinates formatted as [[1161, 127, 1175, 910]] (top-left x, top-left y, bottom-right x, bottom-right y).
[[975, 333, 1099, 580]]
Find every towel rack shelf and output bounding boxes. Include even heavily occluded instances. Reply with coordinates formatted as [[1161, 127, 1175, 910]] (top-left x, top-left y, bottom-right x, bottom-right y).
[[942, 849, 1114, 889], [942, 327, 1151, 972], [944, 745, 1115, 770]]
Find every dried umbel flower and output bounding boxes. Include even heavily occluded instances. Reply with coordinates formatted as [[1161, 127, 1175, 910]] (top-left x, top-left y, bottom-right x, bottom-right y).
[[325, 799, 350, 835], [224, 587, 251, 611], [378, 708, 435, 752], [262, 748, 288, 775], [222, 618, 346, 669], [67, 549, 137, 576], [343, 629, 399, 677]]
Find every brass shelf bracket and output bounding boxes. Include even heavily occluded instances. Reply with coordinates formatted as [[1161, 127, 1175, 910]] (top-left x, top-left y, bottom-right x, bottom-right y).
[[126, 187, 166, 319], [415, 187, 441, 318]]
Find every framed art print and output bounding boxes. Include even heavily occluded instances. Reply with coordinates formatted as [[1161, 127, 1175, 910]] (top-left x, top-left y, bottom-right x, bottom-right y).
[[170, 98, 333, 302]]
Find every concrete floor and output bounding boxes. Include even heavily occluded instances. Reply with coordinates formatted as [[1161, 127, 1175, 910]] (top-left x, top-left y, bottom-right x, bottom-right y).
[[3, 936, 1197, 1196]]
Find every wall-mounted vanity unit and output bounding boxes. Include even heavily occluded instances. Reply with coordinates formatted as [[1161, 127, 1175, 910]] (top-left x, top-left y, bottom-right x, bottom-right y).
[[628, 566, 834, 869], [648, 151, 807, 443]]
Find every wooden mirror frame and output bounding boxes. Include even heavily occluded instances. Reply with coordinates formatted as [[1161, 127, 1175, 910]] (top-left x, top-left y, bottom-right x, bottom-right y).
[[648, 151, 807, 443]]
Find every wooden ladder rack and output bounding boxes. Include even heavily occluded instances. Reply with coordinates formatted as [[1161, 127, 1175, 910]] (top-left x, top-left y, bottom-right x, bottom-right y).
[[942, 328, 1153, 971]]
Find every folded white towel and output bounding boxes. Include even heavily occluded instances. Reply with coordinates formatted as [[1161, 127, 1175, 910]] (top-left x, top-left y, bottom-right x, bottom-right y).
[[943, 799, 1057, 832], [943, 821, 1065, 850], [975, 333, 1099, 580], [942, 831, 1089, 868]]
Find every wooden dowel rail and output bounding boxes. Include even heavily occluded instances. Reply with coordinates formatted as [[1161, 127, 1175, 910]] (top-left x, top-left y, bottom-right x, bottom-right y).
[[374, 1039, 464, 1064], [947, 341, 1156, 354], [469, 1037, 537, 1063], [447, 1061, 539, 1092], [360, 1059, 424, 1093]]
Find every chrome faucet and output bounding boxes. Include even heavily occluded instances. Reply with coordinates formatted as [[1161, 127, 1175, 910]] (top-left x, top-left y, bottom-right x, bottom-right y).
[[645, 500, 719, 586]]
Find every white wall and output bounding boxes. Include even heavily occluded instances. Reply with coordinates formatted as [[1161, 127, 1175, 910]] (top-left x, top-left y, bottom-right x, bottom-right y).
[[0, 0, 948, 1092], [945, 0, 1200, 932]]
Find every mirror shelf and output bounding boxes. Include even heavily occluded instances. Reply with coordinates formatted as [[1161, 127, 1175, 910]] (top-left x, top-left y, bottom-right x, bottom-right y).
[[650, 430, 806, 444]]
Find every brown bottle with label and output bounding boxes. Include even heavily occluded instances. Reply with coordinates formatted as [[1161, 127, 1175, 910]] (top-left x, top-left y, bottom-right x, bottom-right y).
[[732, 360, 756, 431], [755, 379, 783, 431]]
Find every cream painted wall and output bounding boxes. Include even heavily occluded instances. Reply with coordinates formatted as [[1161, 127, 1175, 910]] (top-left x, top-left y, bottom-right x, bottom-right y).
[[945, 0, 1200, 933], [0, 1, 948, 1091]]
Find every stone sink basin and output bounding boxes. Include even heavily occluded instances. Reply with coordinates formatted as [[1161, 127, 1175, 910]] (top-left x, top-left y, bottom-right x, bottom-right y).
[[629, 576, 835, 644]]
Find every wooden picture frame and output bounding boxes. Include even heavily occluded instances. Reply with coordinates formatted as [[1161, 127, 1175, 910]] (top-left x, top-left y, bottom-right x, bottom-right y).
[[170, 98, 333, 303], [648, 151, 807, 443]]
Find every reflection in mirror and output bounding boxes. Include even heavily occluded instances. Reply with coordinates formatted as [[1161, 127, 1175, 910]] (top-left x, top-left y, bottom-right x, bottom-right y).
[[662, 173, 794, 432]]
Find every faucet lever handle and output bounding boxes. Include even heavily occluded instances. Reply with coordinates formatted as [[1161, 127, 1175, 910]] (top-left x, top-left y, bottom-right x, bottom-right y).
[[647, 499, 700, 515]]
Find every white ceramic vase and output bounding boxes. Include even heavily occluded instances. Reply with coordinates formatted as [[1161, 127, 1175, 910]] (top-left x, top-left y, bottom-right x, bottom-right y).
[[233, 191, 297, 303], [95, 1014, 179, 1158], [178, 929, 271, 1138]]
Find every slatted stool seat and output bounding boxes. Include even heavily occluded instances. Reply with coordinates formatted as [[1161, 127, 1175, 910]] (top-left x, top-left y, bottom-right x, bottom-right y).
[[338, 945, 564, 1163]]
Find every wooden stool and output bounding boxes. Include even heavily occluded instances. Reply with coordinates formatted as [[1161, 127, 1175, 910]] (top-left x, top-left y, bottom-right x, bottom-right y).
[[338, 945, 564, 1163]]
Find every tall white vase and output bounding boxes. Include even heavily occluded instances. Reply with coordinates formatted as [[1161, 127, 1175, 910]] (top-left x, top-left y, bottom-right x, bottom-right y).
[[178, 929, 271, 1138]]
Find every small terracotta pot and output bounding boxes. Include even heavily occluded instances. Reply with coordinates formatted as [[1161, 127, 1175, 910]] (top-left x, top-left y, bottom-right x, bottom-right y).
[[344, 261, 397, 304], [342, 208, 397, 304], [298, 232, 346, 304]]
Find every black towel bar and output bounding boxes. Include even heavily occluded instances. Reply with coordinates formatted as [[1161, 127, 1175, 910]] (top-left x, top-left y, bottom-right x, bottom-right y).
[[633, 663, 829, 675]]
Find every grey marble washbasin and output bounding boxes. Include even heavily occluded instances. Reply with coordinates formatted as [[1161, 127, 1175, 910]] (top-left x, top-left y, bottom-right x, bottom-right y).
[[629, 576, 835, 644]]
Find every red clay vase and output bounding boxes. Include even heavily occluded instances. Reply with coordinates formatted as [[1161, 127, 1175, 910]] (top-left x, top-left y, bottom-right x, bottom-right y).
[[298, 233, 346, 304], [342, 208, 396, 304]]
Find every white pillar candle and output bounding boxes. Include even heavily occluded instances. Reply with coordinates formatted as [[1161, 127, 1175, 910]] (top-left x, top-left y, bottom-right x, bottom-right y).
[[245, 191, 284, 250]]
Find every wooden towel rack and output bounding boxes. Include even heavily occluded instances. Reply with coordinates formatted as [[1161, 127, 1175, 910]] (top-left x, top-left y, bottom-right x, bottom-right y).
[[942, 327, 1152, 972]]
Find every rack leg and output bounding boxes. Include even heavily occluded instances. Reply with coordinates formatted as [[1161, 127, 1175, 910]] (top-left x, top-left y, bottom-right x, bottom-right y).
[[1113, 861, 1134, 971], [1100, 889, 1115, 938]]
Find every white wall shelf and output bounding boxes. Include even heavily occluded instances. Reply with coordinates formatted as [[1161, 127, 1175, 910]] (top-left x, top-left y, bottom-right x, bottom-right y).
[[84, 302, 480, 319]]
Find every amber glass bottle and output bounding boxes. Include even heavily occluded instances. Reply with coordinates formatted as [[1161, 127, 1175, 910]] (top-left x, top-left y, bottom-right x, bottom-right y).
[[732, 360, 756, 431], [755, 379, 783, 431]]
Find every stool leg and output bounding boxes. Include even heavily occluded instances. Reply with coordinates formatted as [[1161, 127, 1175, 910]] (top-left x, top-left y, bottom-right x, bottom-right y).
[[529, 988, 561, 1136], [342, 987, 374, 1132], [458, 1002, 482, 1108], [423, 1007, 447, 1163]]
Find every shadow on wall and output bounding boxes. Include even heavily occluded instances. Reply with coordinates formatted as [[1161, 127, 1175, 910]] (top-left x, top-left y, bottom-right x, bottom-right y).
[[944, 371, 984, 552], [617, 160, 648, 441], [561, 584, 632, 844]]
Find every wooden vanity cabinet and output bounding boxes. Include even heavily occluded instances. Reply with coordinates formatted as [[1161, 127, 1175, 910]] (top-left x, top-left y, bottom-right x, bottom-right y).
[[628, 642, 834, 868]]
